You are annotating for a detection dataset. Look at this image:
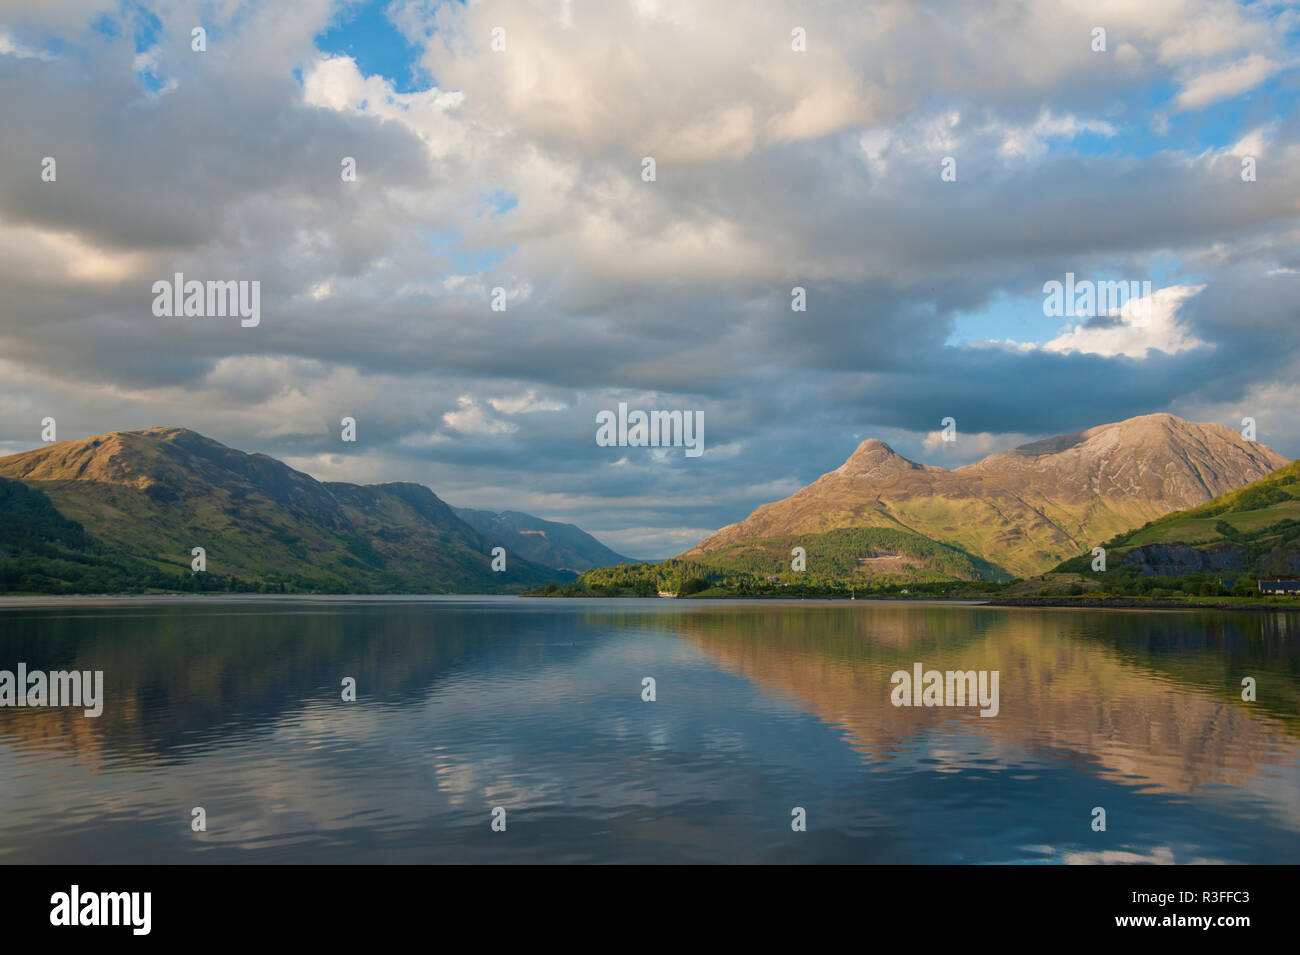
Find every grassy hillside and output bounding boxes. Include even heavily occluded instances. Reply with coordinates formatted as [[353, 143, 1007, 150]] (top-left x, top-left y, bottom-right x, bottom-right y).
[[682, 526, 1011, 583], [1113, 460, 1300, 547], [0, 476, 199, 594], [1051, 460, 1300, 593], [532, 526, 1010, 598]]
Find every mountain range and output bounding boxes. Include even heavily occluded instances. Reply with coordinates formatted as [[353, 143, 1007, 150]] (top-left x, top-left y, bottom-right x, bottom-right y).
[[679, 413, 1288, 581], [0, 427, 618, 594], [452, 507, 631, 572], [1, 414, 1291, 595]]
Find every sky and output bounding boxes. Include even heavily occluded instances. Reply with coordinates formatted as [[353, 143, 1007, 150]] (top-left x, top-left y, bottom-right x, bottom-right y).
[[0, 0, 1297, 559]]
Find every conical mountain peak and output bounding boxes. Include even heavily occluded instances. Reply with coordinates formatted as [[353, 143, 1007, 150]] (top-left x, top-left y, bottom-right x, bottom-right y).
[[833, 437, 918, 479]]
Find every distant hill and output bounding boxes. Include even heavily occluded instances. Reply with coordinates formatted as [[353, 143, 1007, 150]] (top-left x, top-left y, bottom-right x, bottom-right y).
[[1053, 458, 1300, 579], [452, 507, 631, 573], [0, 427, 570, 594], [682, 414, 1287, 581]]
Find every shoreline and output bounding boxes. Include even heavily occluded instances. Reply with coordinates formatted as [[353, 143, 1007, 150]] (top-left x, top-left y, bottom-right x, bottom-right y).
[[984, 595, 1300, 611], [1, 591, 1297, 612], [527, 591, 1300, 611]]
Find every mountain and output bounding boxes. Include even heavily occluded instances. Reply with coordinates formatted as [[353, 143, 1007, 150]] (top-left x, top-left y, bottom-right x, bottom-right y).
[[1053, 458, 1300, 579], [682, 414, 1288, 580], [0, 427, 569, 593], [452, 507, 631, 573]]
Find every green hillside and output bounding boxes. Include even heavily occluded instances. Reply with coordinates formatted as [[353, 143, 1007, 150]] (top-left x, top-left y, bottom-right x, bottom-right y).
[[685, 526, 1010, 582], [536, 526, 1009, 598], [0, 476, 185, 593], [1052, 459, 1300, 592]]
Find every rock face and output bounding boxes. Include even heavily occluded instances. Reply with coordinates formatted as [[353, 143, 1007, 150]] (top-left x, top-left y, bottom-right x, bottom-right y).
[[0, 427, 566, 592], [683, 414, 1289, 577], [1122, 544, 1246, 576]]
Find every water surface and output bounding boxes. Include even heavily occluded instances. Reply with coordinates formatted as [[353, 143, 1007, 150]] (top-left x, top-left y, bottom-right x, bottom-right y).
[[1, 596, 1297, 863]]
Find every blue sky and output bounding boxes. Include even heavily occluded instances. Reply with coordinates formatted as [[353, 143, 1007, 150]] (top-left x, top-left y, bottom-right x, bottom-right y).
[[316, 0, 431, 93]]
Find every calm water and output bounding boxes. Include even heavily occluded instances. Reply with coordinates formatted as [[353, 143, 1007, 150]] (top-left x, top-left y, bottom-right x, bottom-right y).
[[0, 596, 1297, 864]]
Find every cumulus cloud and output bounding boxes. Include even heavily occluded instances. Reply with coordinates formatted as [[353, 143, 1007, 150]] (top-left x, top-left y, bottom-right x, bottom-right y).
[[443, 395, 519, 435], [0, 0, 1295, 557], [1042, 285, 1212, 359]]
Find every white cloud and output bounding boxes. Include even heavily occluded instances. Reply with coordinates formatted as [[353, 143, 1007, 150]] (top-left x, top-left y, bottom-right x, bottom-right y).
[[487, 390, 566, 414], [1226, 123, 1276, 158], [442, 395, 519, 434], [301, 55, 468, 158], [0, 30, 57, 61], [997, 111, 1116, 159], [1042, 284, 1211, 359], [921, 430, 1034, 458], [859, 107, 1115, 170], [1174, 53, 1283, 112]]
